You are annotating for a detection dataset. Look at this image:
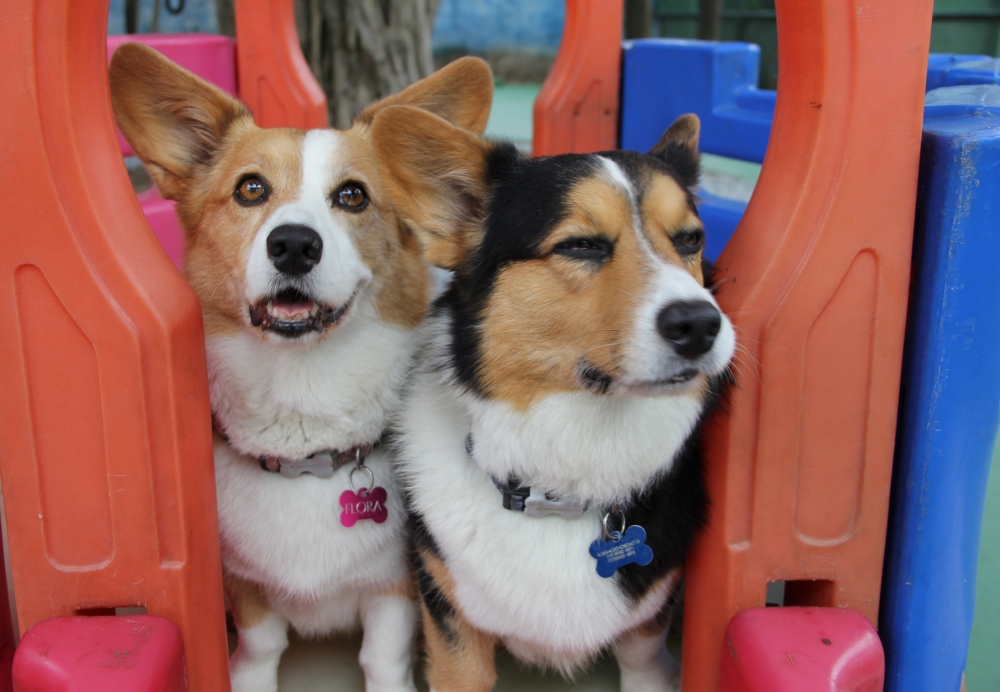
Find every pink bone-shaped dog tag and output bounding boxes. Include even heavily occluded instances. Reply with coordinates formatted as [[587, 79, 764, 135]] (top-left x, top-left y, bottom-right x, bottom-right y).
[[339, 486, 389, 527]]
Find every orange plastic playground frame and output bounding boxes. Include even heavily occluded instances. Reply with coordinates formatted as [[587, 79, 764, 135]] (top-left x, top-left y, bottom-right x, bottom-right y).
[[679, 2, 932, 690], [0, 1, 324, 690], [0, 0, 934, 689], [537, 1, 933, 690], [533, 0, 623, 156]]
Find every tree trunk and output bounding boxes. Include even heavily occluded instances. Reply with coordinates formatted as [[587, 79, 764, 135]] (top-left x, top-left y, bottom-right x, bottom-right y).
[[295, 0, 442, 129]]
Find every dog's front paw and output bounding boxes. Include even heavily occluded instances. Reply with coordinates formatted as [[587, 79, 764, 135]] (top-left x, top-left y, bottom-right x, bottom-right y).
[[229, 656, 280, 692], [618, 648, 680, 692]]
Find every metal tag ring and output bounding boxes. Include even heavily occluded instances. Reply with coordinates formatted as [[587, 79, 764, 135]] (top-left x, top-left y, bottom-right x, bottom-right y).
[[602, 506, 627, 541], [349, 463, 375, 494]]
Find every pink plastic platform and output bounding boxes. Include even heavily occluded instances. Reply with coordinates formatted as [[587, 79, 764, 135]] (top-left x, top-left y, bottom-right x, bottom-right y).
[[106, 34, 238, 271], [13, 616, 185, 692], [719, 607, 884, 692]]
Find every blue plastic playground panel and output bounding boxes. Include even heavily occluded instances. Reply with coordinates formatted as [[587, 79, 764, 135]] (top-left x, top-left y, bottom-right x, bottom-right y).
[[620, 42, 1000, 260], [925, 54, 994, 91], [695, 190, 744, 260], [621, 40, 774, 164], [879, 84, 1000, 692]]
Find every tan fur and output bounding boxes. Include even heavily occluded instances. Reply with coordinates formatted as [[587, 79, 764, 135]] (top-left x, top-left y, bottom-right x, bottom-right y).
[[476, 172, 706, 409], [476, 177, 651, 407], [355, 56, 494, 134], [418, 550, 498, 692], [640, 174, 705, 283], [109, 44, 495, 336], [371, 107, 709, 408], [371, 106, 493, 270], [649, 113, 700, 160], [224, 572, 271, 630], [635, 569, 684, 638], [109, 44, 251, 201]]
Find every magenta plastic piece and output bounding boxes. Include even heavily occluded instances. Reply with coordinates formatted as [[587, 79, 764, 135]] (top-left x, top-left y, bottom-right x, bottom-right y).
[[719, 607, 884, 692], [134, 189, 185, 271], [13, 616, 186, 692]]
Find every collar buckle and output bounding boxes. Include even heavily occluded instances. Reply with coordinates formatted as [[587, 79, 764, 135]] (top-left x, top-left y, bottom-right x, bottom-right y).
[[525, 486, 588, 519]]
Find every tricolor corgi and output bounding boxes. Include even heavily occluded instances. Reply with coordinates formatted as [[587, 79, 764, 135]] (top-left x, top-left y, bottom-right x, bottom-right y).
[[371, 106, 735, 691], [109, 44, 493, 692]]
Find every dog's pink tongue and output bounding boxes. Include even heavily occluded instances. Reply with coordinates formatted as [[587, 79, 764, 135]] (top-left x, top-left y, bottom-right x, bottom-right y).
[[272, 299, 314, 320]]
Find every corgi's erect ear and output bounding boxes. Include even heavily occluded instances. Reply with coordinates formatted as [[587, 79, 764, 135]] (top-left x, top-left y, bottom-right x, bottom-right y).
[[109, 42, 251, 200], [371, 105, 492, 270], [648, 113, 701, 189], [357, 57, 494, 134]]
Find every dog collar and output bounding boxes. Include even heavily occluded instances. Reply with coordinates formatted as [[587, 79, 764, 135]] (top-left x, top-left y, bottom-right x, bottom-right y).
[[259, 443, 374, 479], [213, 414, 375, 479], [465, 433, 588, 519]]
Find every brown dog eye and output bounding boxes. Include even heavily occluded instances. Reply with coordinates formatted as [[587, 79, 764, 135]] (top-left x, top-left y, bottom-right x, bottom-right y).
[[552, 236, 614, 263], [672, 229, 705, 256], [235, 176, 268, 205], [334, 183, 368, 211]]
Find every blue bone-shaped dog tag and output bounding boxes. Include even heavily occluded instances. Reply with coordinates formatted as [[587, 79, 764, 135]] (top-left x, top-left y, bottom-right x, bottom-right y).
[[589, 525, 654, 578]]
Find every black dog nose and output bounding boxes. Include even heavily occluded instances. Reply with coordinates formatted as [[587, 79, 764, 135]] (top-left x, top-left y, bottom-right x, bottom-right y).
[[267, 224, 323, 275], [657, 300, 722, 359]]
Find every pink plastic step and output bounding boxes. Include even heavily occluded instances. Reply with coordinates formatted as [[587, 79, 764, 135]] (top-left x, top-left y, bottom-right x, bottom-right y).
[[13, 616, 186, 692], [719, 607, 884, 692]]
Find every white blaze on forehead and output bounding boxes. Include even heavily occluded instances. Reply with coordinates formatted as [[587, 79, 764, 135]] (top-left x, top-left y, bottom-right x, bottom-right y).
[[301, 129, 341, 202], [597, 155, 652, 258], [596, 155, 633, 195]]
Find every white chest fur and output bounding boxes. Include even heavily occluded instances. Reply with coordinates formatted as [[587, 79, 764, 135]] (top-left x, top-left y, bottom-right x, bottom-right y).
[[397, 371, 676, 668], [208, 310, 416, 635], [207, 302, 415, 460], [215, 441, 409, 632]]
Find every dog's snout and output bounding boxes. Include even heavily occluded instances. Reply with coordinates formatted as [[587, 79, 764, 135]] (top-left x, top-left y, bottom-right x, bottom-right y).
[[657, 300, 722, 359], [267, 224, 323, 275]]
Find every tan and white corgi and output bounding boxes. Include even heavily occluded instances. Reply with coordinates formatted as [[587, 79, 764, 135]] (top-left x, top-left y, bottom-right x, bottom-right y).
[[109, 44, 493, 692], [371, 107, 735, 691]]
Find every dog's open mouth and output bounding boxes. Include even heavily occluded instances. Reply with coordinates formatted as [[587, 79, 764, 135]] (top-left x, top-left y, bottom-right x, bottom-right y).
[[248, 288, 354, 337]]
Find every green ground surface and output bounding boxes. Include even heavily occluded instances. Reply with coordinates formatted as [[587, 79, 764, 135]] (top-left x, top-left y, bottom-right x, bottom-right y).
[[966, 434, 1000, 691], [485, 83, 539, 151]]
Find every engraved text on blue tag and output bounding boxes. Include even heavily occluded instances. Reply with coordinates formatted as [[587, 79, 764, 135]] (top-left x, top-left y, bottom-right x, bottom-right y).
[[589, 525, 654, 578]]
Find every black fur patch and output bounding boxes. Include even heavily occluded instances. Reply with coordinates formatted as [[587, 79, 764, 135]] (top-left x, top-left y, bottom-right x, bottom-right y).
[[611, 373, 727, 600], [410, 514, 459, 646], [438, 145, 597, 394]]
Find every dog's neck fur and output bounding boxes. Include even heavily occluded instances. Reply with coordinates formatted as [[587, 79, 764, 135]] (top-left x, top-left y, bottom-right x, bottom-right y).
[[426, 311, 706, 508], [208, 293, 418, 460]]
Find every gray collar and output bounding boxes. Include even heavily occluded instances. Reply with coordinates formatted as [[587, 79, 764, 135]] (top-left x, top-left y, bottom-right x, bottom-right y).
[[258, 442, 375, 479]]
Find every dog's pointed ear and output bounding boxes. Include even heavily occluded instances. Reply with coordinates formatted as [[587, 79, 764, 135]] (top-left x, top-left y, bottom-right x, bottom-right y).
[[648, 113, 701, 189], [109, 42, 251, 200], [371, 105, 492, 270], [357, 57, 495, 134]]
